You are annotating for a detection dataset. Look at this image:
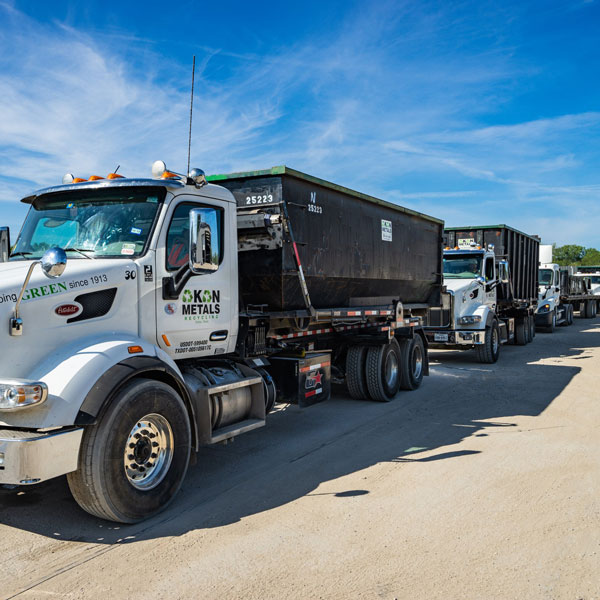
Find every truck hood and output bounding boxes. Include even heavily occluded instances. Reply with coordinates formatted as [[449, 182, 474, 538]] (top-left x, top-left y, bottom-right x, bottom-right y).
[[443, 278, 480, 296], [443, 277, 489, 326], [0, 258, 139, 378]]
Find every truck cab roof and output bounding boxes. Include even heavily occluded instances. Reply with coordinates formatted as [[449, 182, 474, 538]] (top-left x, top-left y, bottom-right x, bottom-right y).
[[20, 178, 236, 205]]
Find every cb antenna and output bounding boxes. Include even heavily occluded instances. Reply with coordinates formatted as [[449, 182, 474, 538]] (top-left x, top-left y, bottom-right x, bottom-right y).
[[187, 55, 196, 176]]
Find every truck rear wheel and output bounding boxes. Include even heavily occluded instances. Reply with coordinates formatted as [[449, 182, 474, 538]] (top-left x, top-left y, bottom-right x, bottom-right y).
[[524, 316, 532, 343], [256, 367, 277, 413], [68, 378, 191, 523], [399, 335, 425, 390], [365, 340, 402, 401], [515, 317, 528, 344], [346, 345, 369, 400], [529, 314, 536, 339], [476, 321, 500, 363]]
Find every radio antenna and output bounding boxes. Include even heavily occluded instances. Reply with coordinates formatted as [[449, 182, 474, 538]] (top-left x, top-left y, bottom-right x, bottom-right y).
[[187, 55, 196, 176]]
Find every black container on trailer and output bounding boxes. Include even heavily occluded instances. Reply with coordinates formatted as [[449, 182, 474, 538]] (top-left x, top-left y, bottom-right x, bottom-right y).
[[444, 225, 539, 306], [208, 167, 444, 312]]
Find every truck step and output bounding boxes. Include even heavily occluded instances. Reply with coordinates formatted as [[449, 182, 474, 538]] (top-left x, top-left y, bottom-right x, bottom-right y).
[[209, 418, 265, 444]]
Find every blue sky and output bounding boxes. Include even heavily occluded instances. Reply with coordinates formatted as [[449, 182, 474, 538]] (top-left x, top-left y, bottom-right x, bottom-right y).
[[1, 0, 599, 246]]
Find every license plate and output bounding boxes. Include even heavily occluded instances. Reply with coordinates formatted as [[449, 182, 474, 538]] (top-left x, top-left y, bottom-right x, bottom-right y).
[[434, 333, 449, 342]]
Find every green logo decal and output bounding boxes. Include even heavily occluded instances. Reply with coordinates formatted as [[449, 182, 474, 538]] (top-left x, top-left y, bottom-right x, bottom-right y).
[[181, 289, 221, 322]]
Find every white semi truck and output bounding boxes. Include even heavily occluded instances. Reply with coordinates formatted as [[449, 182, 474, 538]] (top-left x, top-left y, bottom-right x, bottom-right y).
[[424, 225, 539, 363], [0, 163, 444, 522], [536, 246, 599, 328], [575, 266, 600, 298]]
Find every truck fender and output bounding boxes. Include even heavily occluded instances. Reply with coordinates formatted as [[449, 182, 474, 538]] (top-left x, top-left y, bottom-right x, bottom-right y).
[[75, 349, 197, 449], [485, 310, 497, 328]]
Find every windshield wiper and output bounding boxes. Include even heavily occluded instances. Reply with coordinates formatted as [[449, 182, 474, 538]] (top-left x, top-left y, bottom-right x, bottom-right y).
[[9, 251, 32, 258], [63, 247, 95, 259]]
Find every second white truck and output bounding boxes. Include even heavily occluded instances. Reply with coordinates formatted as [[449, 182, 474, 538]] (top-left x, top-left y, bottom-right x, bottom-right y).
[[536, 245, 599, 329]]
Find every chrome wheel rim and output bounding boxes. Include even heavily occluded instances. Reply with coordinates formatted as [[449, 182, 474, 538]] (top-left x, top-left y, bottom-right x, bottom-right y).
[[384, 350, 399, 388], [412, 344, 423, 379], [124, 413, 174, 491]]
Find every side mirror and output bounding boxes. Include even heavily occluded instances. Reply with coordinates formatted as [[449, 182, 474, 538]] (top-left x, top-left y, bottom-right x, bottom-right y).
[[498, 260, 510, 284], [189, 209, 218, 274], [0, 227, 9, 262]]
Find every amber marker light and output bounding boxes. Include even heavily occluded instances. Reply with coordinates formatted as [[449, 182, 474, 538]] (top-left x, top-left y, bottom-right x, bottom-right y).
[[88, 175, 104, 181], [107, 173, 125, 179], [161, 334, 171, 347], [127, 345, 144, 354]]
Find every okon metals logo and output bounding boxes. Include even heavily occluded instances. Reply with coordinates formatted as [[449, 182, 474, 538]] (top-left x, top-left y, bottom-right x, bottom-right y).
[[181, 289, 221, 322]]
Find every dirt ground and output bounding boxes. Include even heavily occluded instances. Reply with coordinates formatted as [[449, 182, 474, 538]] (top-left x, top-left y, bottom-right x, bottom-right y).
[[1, 319, 599, 600]]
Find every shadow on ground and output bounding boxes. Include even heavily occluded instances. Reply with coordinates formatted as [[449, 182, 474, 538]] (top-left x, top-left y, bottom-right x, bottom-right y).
[[1, 321, 597, 547]]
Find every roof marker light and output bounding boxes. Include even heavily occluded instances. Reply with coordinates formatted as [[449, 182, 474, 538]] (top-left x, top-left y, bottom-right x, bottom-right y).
[[107, 173, 125, 179], [151, 160, 167, 178], [88, 175, 104, 181], [73, 178, 86, 183]]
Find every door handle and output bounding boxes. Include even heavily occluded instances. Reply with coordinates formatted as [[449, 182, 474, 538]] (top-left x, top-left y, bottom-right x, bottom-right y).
[[210, 330, 228, 341]]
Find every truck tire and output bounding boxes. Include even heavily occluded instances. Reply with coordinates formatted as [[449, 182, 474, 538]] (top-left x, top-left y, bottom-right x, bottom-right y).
[[567, 304, 574, 325], [548, 310, 556, 333], [529, 314, 536, 339], [365, 339, 402, 401], [591, 301, 598, 318], [346, 345, 369, 400], [476, 320, 500, 363], [256, 367, 277, 413], [399, 335, 425, 391], [524, 316, 532, 343], [515, 318, 528, 344], [67, 378, 192, 523]]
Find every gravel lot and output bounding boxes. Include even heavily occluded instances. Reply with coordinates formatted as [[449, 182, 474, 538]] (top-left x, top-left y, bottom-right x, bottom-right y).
[[1, 319, 599, 599]]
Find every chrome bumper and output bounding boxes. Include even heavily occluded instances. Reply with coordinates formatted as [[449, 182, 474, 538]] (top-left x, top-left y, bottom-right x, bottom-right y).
[[0, 427, 83, 485], [425, 329, 485, 346]]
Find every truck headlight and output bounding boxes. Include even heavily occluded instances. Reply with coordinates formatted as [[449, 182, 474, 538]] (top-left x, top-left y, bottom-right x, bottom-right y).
[[458, 315, 482, 325], [538, 303, 551, 313], [0, 381, 48, 410]]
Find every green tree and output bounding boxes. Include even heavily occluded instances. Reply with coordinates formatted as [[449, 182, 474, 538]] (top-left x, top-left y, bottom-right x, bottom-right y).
[[581, 247, 600, 266], [553, 244, 585, 266]]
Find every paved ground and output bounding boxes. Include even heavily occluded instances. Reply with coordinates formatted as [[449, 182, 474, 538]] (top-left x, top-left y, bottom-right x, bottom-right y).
[[1, 319, 599, 599]]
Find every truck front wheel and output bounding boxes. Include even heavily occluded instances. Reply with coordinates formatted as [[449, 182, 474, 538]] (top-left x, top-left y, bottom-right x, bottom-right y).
[[68, 378, 192, 523], [476, 321, 500, 363]]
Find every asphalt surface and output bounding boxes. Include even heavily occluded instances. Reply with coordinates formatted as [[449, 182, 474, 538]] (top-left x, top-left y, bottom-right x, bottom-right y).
[[1, 318, 599, 599]]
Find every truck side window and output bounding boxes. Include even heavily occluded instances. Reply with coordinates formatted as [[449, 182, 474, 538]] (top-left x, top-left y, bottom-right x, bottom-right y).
[[166, 202, 223, 271], [485, 257, 494, 281]]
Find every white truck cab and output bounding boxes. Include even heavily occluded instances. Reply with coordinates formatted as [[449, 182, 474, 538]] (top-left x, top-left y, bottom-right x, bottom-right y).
[[536, 246, 598, 328], [424, 240, 518, 363]]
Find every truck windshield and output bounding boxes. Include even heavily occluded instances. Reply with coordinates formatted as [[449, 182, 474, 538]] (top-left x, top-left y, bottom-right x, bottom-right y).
[[443, 253, 483, 279], [11, 188, 164, 260], [589, 276, 600, 284], [539, 269, 553, 285]]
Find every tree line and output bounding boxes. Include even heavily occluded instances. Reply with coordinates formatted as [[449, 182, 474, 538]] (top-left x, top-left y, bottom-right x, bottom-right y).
[[552, 245, 600, 266]]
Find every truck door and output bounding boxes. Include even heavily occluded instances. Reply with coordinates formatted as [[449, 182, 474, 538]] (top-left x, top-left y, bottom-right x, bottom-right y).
[[484, 256, 496, 308], [155, 197, 233, 359]]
